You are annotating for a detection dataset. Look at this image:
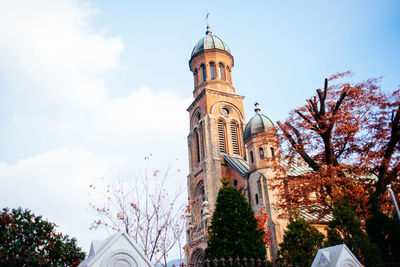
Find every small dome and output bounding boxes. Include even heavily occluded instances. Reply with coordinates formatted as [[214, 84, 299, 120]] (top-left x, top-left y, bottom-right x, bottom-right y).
[[244, 104, 274, 142], [191, 27, 231, 57]]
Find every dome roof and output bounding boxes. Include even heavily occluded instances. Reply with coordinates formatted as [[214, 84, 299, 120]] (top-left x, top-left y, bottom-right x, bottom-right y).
[[244, 104, 275, 141], [191, 26, 231, 57]]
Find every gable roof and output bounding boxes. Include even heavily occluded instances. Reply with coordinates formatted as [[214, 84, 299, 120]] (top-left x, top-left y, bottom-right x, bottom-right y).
[[311, 244, 362, 267], [78, 231, 152, 267]]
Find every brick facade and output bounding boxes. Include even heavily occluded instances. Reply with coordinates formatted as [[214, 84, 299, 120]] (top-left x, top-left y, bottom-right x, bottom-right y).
[[185, 29, 287, 264]]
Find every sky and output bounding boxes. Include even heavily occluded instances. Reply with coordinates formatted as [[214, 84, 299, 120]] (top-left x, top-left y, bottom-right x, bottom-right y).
[[0, 0, 399, 260]]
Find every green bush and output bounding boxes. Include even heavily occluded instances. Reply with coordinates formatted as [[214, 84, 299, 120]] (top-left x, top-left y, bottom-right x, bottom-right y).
[[0, 207, 85, 266]]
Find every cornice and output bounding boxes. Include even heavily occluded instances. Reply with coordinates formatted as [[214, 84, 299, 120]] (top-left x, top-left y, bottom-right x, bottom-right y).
[[187, 88, 245, 112]]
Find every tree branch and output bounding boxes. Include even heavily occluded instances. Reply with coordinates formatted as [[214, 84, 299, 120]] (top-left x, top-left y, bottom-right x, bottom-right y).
[[331, 89, 348, 116], [278, 121, 320, 171], [375, 104, 400, 196], [295, 110, 318, 131]]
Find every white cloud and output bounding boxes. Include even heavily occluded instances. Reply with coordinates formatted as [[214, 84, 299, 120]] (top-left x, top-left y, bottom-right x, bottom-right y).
[[0, 0, 191, 255], [92, 87, 190, 135], [0, 146, 123, 251], [0, 0, 123, 110]]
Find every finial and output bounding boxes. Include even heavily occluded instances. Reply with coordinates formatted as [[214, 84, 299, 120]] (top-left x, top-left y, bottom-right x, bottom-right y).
[[254, 102, 260, 114], [205, 12, 212, 35]]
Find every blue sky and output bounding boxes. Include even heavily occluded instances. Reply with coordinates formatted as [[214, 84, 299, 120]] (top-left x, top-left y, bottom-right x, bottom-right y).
[[0, 0, 399, 259]]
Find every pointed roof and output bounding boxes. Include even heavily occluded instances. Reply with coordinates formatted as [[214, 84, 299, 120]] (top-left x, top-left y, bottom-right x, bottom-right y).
[[78, 231, 152, 267], [311, 244, 362, 267]]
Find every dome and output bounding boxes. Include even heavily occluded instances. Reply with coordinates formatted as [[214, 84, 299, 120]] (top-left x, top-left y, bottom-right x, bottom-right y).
[[244, 104, 275, 141], [191, 26, 231, 57]]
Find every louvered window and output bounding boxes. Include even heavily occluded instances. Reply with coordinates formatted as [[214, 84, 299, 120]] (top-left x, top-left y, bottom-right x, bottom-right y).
[[217, 120, 226, 153], [271, 147, 275, 159], [231, 123, 239, 155]]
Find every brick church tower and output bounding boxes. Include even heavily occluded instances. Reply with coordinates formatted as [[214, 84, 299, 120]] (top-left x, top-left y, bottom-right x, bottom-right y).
[[185, 25, 287, 264]]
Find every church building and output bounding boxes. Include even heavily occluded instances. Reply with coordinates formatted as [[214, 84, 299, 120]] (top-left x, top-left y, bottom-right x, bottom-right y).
[[185, 25, 288, 264]]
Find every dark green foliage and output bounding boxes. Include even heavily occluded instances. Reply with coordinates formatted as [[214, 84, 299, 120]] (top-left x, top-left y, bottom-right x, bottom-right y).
[[278, 215, 324, 267], [205, 186, 266, 264], [0, 207, 86, 266], [325, 201, 382, 266], [366, 199, 400, 263]]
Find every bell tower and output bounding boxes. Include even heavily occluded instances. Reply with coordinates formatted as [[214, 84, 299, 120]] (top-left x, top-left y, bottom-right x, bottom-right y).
[[185, 25, 247, 264]]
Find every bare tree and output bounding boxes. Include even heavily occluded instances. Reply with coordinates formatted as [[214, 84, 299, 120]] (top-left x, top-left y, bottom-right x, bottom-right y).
[[89, 159, 185, 266]]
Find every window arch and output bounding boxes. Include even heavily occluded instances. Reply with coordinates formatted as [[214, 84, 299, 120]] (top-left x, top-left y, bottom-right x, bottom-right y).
[[233, 179, 238, 188], [219, 63, 226, 80], [227, 67, 232, 83], [217, 120, 226, 153], [210, 62, 216, 79], [199, 122, 205, 159], [250, 150, 254, 163], [194, 129, 201, 163], [195, 180, 205, 202], [196, 112, 201, 122], [200, 64, 206, 81], [230, 121, 239, 155], [259, 147, 264, 159], [194, 68, 198, 86]]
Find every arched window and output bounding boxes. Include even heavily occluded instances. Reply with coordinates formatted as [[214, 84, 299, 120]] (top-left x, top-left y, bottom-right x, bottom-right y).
[[230, 122, 239, 155], [210, 62, 216, 79], [271, 147, 275, 160], [199, 122, 205, 159], [227, 67, 232, 83], [259, 147, 264, 159], [196, 112, 201, 122], [233, 179, 238, 188], [255, 194, 259, 205], [219, 63, 225, 80], [201, 64, 206, 81], [250, 151, 254, 163], [195, 180, 205, 202], [195, 129, 200, 163], [194, 68, 198, 86], [217, 120, 226, 153]]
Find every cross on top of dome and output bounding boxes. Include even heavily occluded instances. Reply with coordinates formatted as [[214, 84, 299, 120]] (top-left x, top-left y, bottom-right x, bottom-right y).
[[254, 102, 261, 114]]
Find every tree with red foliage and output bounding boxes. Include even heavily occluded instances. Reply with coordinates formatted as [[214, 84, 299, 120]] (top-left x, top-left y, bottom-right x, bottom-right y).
[[0, 207, 85, 266], [254, 208, 272, 246], [274, 72, 400, 219]]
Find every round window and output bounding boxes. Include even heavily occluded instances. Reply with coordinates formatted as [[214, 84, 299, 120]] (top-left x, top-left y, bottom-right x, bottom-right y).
[[221, 107, 230, 116]]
